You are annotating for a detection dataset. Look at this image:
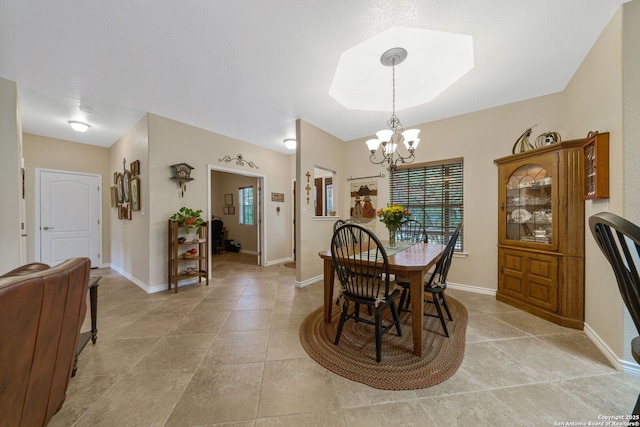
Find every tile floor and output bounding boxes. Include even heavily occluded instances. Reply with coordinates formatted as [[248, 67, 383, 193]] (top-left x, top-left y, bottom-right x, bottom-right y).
[[50, 252, 640, 426]]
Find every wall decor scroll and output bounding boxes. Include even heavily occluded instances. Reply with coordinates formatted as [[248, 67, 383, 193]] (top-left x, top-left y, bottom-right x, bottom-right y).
[[218, 154, 260, 169]]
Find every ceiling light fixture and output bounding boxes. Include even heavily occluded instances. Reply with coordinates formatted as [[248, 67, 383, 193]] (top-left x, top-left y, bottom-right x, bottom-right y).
[[365, 47, 420, 171], [68, 120, 91, 133], [283, 138, 296, 150]]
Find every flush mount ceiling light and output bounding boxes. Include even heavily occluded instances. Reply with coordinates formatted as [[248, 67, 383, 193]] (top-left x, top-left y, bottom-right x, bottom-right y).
[[68, 120, 91, 132], [283, 138, 296, 150], [365, 47, 420, 170], [329, 27, 474, 111]]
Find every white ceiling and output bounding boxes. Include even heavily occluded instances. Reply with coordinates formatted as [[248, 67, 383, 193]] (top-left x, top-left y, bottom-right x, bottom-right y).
[[0, 0, 628, 153]]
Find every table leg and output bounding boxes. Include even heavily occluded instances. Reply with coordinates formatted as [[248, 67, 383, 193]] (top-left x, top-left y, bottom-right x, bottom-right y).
[[323, 258, 335, 323], [409, 269, 425, 356], [89, 283, 98, 343]]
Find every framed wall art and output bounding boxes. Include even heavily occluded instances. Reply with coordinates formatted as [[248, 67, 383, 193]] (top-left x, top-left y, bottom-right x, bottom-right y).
[[130, 160, 140, 176], [130, 176, 140, 211], [225, 193, 233, 206], [223, 206, 235, 215], [110, 186, 118, 208]]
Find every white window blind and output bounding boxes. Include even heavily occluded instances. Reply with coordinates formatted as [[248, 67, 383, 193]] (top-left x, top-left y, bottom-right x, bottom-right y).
[[390, 158, 464, 250]]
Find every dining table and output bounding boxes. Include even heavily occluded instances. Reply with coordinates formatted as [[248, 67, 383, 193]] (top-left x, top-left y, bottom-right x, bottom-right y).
[[318, 241, 446, 357]]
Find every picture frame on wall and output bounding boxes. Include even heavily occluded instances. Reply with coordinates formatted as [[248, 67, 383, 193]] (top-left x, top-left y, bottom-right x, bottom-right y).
[[130, 176, 140, 211], [223, 206, 235, 215], [130, 160, 140, 176], [110, 186, 118, 208], [225, 193, 233, 206]]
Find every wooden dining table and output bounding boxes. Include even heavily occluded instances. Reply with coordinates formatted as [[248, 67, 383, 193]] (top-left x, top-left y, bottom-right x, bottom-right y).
[[319, 241, 446, 357]]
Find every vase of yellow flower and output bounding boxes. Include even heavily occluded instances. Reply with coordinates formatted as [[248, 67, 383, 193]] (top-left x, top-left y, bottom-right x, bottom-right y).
[[377, 203, 411, 248]]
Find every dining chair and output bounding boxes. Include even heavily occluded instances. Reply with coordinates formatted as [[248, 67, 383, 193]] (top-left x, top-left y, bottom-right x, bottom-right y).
[[394, 219, 435, 309], [397, 223, 462, 337], [589, 212, 640, 416], [333, 218, 360, 244], [331, 223, 402, 362], [397, 218, 429, 244], [211, 217, 225, 254]]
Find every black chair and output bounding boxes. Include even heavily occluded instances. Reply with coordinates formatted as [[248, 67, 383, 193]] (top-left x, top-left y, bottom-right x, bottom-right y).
[[397, 219, 429, 244], [397, 223, 462, 337], [331, 224, 402, 362], [589, 212, 640, 416], [334, 218, 360, 243], [211, 218, 224, 254]]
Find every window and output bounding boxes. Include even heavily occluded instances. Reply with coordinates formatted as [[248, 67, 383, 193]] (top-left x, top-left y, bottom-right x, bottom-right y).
[[238, 186, 254, 225], [313, 166, 335, 216], [390, 158, 463, 250]]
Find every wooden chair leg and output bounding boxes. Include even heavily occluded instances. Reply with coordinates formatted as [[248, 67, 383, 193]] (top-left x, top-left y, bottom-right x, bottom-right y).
[[390, 301, 402, 336]]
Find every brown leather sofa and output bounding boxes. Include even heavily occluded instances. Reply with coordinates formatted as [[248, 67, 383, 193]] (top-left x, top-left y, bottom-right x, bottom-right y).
[[0, 258, 90, 427]]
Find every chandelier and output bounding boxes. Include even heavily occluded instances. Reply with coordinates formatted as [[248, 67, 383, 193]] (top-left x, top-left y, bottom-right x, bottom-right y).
[[365, 47, 420, 170]]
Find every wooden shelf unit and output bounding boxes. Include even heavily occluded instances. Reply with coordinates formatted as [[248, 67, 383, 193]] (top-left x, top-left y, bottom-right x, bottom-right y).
[[582, 131, 609, 199], [167, 220, 209, 293]]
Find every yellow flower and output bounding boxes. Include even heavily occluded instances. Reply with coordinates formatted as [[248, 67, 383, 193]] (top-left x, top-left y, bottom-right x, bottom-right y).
[[377, 204, 410, 229]]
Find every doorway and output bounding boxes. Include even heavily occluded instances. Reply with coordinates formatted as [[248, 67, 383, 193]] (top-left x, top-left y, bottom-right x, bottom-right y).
[[208, 165, 264, 266], [35, 169, 102, 266]]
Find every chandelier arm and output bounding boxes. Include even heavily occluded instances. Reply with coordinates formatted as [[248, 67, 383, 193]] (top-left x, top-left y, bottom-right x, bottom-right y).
[[369, 151, 391, 166]]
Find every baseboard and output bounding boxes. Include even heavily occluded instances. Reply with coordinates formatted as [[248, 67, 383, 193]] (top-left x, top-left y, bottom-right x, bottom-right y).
[[583, 322, 640, 376], [264, 256, 292, 266], [296, 274, 322, 288], [108, 264, 152, 293], [448, 281, 496, 296]]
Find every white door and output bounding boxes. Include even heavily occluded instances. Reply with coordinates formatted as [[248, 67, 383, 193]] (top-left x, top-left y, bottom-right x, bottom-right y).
[[38, 170, 101, 267]]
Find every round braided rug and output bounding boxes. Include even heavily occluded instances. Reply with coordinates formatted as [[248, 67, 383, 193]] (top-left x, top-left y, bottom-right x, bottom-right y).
[[299, 296, 467, 390]]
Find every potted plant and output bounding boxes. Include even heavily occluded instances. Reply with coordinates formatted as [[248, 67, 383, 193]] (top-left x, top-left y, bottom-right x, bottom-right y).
[[170, 207, 204, 231]]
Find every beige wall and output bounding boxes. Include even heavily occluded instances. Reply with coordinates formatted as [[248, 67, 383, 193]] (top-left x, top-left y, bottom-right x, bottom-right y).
[[0, 77, 22, 272], [621, 0, 640, 365], [109, 115, 149, 285], [297, 119, 346, 284], [22, 133, 112, 266], [564, 8, 625, 362]]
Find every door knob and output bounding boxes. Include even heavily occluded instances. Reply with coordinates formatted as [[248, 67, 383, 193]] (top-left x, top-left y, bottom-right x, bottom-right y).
[[43, 226, 54, 230]]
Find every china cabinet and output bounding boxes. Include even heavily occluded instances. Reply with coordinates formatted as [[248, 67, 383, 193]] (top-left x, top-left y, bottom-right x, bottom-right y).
[[494, 139, 584, 329], [167, 220, 209, 293]]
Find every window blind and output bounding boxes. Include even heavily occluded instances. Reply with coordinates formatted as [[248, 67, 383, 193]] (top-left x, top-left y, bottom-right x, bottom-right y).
[[390, 158, 464, 250]]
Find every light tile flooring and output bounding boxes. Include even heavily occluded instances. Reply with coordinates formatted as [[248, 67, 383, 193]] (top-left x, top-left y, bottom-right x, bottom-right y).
[[50, 253, 640, 426]]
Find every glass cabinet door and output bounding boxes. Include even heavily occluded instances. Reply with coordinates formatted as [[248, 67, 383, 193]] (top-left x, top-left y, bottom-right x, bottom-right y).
[[504, 163, 552, 245]]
